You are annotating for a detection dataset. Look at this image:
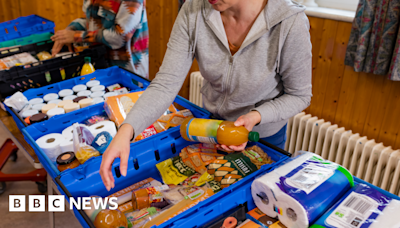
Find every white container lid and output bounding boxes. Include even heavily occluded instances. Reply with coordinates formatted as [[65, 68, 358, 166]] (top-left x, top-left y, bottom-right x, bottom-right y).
[[29, 98, 44, 105], [103, 92, 118, 98], [93, 97, 105, 104], [72, 84, 87, 93], [22, 110, 39, 118], [32, 103, 46, 111], [58, 89, 74, 97], [77, 90, 92, 97], [91, 85, 105, 92], [86, 80, 100, 88], [63, 95, 78, 101], [47, 108, 65, 118], [90, 91, 105, 98], [48, 99, 62, 105], [43, 93, 59, 102]]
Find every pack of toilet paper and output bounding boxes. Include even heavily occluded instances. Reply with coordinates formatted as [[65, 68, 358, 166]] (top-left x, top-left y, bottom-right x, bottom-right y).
[[251, 152, 354, 228], [310, 183, 400, 228]]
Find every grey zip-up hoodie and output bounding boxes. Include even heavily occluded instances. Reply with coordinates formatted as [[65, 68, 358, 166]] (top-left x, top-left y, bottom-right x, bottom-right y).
[[123, 0, 312, 139]]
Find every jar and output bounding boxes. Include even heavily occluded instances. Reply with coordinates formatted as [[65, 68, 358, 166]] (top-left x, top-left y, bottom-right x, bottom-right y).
[[56, 152, 80, 172]]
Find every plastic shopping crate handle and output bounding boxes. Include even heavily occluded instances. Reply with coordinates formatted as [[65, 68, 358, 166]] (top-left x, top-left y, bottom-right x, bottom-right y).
[[258, 138, 292, 157], [55, 176, 96, 228]]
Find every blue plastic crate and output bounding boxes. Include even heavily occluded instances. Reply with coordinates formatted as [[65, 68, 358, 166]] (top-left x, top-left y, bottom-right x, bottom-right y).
[[22, 94, 210, 179], [0, 15, 55, 42], [6, 66, 150, 130], [53, 131, 289, 228]]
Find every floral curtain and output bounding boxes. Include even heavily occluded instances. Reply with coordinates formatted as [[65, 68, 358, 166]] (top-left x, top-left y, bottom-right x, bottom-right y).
[[345, 0, 400, 80]]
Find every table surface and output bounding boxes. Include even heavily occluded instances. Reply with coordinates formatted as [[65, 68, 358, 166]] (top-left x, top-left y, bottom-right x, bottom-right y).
[[0, 107, 39, 163]]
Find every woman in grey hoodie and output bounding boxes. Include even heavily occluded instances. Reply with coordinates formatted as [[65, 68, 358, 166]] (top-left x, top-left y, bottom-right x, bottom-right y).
[[100, 0, 312, 191]]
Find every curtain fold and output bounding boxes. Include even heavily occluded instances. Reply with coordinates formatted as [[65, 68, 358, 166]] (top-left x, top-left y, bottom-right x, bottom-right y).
[[345, 0, 400, 80]]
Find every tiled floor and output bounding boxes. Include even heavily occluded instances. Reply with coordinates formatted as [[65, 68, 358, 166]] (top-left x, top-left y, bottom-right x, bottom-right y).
[[0, 127, 81, 227]]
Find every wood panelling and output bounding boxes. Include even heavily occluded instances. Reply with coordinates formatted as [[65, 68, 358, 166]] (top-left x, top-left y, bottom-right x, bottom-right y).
[[307, 16, 400, 150]]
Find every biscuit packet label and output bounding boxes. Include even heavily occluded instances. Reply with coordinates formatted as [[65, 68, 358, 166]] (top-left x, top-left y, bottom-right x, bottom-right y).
[[207, 153, 258, 189]]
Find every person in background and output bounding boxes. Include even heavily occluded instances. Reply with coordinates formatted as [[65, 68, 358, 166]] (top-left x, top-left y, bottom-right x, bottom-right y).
[[51, 0, 149, 78], [100, 0, 312, 191]]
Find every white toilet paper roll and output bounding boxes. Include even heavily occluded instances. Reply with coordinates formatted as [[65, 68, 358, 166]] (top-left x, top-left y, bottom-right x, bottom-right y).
[[63, 95, 77, 101], [47, 108, 65, 118], [60, 138, 74, 153], [22, 109, 39, 118], [89, 121, 117, 137], [62, 124, 87, 139], [35, 133, 65, 162], [32, 103, 46, 111]]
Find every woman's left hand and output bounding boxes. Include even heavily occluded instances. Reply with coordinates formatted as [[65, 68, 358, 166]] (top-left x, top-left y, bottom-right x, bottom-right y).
[[51, 29, 75, 44], [217, 111, 261, 152]]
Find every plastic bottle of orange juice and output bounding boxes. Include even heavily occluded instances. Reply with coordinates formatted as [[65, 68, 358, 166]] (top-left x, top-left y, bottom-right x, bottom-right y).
[[80, 57, 95, 76], [180, 118, 259, 146]]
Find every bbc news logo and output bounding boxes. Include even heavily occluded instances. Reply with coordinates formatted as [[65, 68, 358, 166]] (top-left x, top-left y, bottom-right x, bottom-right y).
[[9, 195, 118, 212]]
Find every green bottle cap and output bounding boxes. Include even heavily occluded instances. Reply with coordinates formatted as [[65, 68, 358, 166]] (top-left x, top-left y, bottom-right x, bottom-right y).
[[84, 56, 91, 63], [248, 131, 259, 142]]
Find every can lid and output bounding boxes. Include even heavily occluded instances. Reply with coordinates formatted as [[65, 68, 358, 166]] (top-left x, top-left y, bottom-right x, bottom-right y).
[[56, 152, 77, 165], [248, 132, 259, 142]]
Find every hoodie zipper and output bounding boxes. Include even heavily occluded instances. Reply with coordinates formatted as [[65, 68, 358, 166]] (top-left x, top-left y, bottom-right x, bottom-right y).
[[217, 56, 234, 116]]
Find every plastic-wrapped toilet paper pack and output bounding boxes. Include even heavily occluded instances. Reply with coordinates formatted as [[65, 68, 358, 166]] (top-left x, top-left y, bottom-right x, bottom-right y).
[[310, 183, 400, 228], [251, 152, 354, 228]]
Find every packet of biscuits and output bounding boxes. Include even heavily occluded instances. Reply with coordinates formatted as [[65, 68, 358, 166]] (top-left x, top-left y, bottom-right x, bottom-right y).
[[180, 143, 221, 174], [104, 91, 178, 127]]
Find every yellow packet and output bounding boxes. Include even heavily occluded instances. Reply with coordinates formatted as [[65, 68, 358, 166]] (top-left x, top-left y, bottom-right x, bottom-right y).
[[156, 156, 196, 185], [195, 171, 213, 186]]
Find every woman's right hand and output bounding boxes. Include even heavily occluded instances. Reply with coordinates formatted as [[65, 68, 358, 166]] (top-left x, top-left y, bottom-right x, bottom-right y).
[[100, 124, 134, 191]]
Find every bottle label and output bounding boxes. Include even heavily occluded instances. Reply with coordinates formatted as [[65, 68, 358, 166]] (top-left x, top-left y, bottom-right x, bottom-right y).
[[186, 119, 223, 144]]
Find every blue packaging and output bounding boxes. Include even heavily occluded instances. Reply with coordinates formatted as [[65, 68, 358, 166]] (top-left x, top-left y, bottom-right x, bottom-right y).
[[91, 131, 112, 154], [310, 183, 400, 228]]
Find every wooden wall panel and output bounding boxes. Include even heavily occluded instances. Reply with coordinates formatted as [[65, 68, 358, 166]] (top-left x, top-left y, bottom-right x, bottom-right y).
[[307, 16, 400, 150]]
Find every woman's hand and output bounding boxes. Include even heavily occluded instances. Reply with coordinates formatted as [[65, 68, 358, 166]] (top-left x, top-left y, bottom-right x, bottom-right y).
[[100, 124, 134, 191], [217, 111, 261, 152], [51, 29, 75, 44], [51, 41, 73, 57]]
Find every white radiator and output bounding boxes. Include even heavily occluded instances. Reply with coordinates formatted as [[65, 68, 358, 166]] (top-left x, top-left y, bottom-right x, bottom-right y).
[[286, 112, 400, 196], [189, 72, 204, 108]]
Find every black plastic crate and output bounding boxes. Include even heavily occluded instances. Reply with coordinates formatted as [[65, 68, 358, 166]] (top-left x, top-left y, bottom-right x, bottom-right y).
[[0, 45, 108, 99], [0, 38, 54, 59]]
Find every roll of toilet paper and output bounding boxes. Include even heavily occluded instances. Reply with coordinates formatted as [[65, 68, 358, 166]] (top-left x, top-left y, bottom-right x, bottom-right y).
[[62, 124, 87, 139], [310, 183, 400, 228], [89, 121, 117, 137], [60, 138, 74, 153], [251, 152, 353, 228], [86, 80, 100, 88], [42, 103, 57, 114], [35, 133, 65, 162]]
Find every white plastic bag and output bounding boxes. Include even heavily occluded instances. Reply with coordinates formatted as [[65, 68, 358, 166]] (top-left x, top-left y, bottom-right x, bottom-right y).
[[4, 92, 28, 111]]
